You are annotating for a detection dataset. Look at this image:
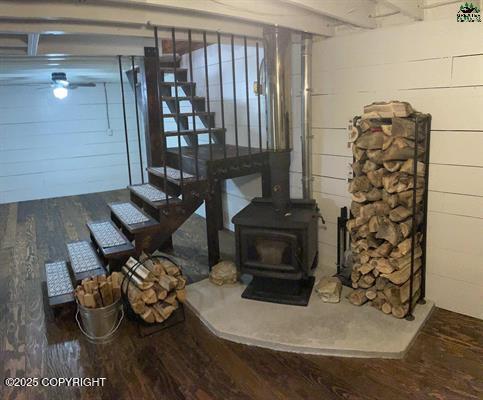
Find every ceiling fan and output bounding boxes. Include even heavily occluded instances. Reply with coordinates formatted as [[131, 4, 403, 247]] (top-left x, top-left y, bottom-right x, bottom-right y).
[[51, 72, 96, 99]]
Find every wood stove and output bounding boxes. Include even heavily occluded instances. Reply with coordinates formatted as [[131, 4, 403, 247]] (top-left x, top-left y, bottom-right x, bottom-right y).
[[233, 198, 318, 306], [232, 27, 320, 306]]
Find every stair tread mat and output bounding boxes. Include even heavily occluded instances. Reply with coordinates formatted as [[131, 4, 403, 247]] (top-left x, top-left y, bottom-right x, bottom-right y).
[[67, 241, 103, 274], [45, 261, 73, 298], [88, 221, 128, 248], [130, 183, 172, 202], [110, 202, 150, 225], [150, 166, 195, 180]]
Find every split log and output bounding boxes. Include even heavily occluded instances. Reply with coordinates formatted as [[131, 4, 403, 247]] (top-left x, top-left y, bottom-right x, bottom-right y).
[[362, 160, 378, 174], [382, 191, 398, 208], [375, 276, 389, 291], [359, 274, 375, 288], [373, 268, 380, 277], [367, 149, 384, 164], [381, 124, 392, 136], [400, 159, 425, 176], [367, 168, 387, 188], [373, 201, 391, 216], [349, 126, 361, 142], [352, 161, 364, 177], [389, 206, 412, 223], [366, 235, 382, 249], [398, 189, 423, 208], [351, 269, 361, 283], [359, 118, 383, 132], [391, 117, 424, 141], [359, 251, 371, 264], [382, 137, 425, 161], [390, 246, 423, 271], [125, 257, 157, 282], [121, 266, 154, 290], [366, 287, 377, 300], [363, 101, 414, 118], [351, 201, 362, 218], [382, 258, 422, 285], [391, 289, 421, 319], [352, 144, 367, 161], [371, 296, 385, 310], [348, 289, 368, 306], [368, 215, 383, 233], [358, 263, 374, 275], [384, 271, 421, 305], [141, 308, 155, 324], [158, 274, 178, 291], [352, 281, 359, 289], [383, 172, 424, 194], [375, 217, 402, 246], [352, 188, 382, 203], [348, 176, 372, 193], [373, 242, 392, 257], [371, 258, 395, 274], [381, 302, 392, 315], [383, 160, 403, 172], [176, 289, 187, 303], [356, 131, 385, 149], [399, 219, 413, 239]]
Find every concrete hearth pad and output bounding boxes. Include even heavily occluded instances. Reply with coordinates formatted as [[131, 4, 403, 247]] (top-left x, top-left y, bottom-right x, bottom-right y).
[[185, 275, 434, 359]]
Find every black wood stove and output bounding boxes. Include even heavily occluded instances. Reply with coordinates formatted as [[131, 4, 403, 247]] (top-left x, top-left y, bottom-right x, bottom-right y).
[[232, 27, 319, 306]]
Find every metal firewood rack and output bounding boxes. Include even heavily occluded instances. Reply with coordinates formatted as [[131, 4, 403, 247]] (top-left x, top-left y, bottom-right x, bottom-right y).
[[336, 113, 432, 321]]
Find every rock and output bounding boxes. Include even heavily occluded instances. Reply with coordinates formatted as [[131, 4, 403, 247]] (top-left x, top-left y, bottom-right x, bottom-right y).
[[209, 260, 238, 286], [314, 277, 342, 303]]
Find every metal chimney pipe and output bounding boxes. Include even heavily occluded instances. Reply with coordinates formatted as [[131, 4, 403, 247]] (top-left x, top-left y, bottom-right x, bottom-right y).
[[301, 33, 313, 199], [263, 26, 292, 151], [263, 26, 293, 212]]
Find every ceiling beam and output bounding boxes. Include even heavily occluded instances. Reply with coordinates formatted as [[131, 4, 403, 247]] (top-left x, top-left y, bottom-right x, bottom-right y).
[[27, 32, 40, 55], [280, 0, 376, 29], [378, 0, 424, 20], [0, 0, 335, 37]]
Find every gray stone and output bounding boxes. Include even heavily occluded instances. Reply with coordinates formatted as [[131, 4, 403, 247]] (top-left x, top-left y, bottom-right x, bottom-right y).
[[209, 260, 238, 286], [314, 277, 342, 303]]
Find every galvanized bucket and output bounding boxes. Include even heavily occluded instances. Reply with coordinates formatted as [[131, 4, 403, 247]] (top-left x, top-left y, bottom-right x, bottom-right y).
[[76, 299, 124, 343]]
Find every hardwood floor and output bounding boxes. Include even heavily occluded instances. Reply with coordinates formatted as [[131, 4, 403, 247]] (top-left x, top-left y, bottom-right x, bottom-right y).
[[0, 190, 482, 400]]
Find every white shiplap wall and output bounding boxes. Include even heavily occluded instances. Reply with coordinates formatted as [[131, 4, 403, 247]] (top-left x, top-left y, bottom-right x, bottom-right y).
[[0, 81, 147, 204], [310, 18, 483, 319]]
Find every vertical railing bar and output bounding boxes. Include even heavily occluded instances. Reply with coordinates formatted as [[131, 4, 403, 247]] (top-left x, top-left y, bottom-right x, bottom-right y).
[[203, 31, 213, 162], [154, 27, 169, 205], [231, 35, 239, 158], [420, 116, 431, 302], [171, 27, 184, 200], [187, 30, 200, 181], [244, 36, 251, 157], [256, 42, 262, 152], [131, 55, 144, 184], [118, 55, 132, 186], [217, 32, 227, 160], [407, 115, 420, 319]]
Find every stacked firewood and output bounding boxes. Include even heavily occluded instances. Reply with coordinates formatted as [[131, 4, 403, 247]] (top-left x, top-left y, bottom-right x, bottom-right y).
[[121, 253, 187, 323], [75, 273, 122, 308], [347, 101, 426, 319]]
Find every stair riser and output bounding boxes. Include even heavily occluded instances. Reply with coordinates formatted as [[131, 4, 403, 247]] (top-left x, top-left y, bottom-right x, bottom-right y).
[[129, 191, 164, 221], [148, 172, 181, 196], [166, 151, 208, 177], [161, 70, 187, 82]]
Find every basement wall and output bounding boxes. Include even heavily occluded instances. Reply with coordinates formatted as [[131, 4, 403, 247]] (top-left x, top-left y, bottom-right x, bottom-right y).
[[308, 18, 483, 319], [0, 79, 147, 204]]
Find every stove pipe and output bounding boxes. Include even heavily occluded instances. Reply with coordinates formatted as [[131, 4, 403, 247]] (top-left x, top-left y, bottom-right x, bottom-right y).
[[263, 26, 292, 212]]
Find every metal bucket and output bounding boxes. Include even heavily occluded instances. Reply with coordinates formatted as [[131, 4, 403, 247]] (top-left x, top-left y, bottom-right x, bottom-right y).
[[76, 299, 124, 343]]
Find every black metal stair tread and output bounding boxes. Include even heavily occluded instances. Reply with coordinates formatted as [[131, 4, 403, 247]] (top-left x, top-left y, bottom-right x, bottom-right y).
[[66, 241, 106, 282], [166, 143, 266, 161], [87, 220, 135, 258], [44, 260, 75, 307], [128, 183, 181, 208], [162, 96, 204, 101], [160, 81, 194, 86], [148, 166, 198, 182], [164, 127, 225, 136], [162, 111, 214, 118], [160, 67, 188, 72], [108, 202, 160, 234]]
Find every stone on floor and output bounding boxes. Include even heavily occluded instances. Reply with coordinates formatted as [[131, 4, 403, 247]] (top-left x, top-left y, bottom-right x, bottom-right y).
[[209, 260, 238, 286], [314, 276, 342, 303]]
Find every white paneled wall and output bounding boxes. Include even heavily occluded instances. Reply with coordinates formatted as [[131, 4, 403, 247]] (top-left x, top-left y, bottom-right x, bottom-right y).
[[311, 19, 483, 318], [0, 80, 147, 204]]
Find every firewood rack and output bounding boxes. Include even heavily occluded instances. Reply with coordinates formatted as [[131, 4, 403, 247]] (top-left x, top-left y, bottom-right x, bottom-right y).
[[337, 113, 432, 321]]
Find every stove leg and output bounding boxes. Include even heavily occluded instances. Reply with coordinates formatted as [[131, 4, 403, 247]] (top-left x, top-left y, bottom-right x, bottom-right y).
[[206, 195, 220, 269]]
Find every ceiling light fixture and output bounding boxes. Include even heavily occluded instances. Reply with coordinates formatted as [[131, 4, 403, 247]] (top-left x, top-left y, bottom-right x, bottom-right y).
[[53, 86, 68, 100]]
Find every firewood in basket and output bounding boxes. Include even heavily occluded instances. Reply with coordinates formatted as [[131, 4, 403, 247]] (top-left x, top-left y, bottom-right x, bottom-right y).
[[366, 287, 377, 300], [352, 144, 367, 161], [382, 137, 425, 162], [391, 118, 425, 141], [358, 262, 374, 275], [371, 258, 395, 274], [352, 188, 382, 203], [375, 276, 389, 291], [382, 191, 398, 209], [352, 161, 364, 177], [349, 125, 361, 143], [373, 241, 392, 257], [176, 288, 187, 303], [162, 262, 180, 277], [382, 136, 394, 151], [158, 274, 178, 291], [125, 257, 157, 282], [111, 272, 122, 301], [153, 283, 168, 300], [384, 271, 421, 305], [367, 168, 388, 188], [153, 303, 176, 320], [141, 288, 158, 305], [363, 101, 414, 118], [176, 276, 187, 290], [164, 292, 178, 306], [141, 308, 155, 323], [398, 189, 423, 208], [389, 246, 422, 271], [75, 288, 86, 306], [381, 302, 392, 314], [392, 289, 421, 319], [348, 176, 372, 193], [389, 206, 412, 223], [400, 159, 425, 176], [121, 266, 154, 290]]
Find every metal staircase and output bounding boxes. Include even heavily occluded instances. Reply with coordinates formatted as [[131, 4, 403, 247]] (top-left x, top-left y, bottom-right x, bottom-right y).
[[44, 28, 271, 310]]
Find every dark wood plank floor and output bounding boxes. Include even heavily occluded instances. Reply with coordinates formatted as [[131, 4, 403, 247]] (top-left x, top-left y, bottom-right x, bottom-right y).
[[0, 190, 482, 400]]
